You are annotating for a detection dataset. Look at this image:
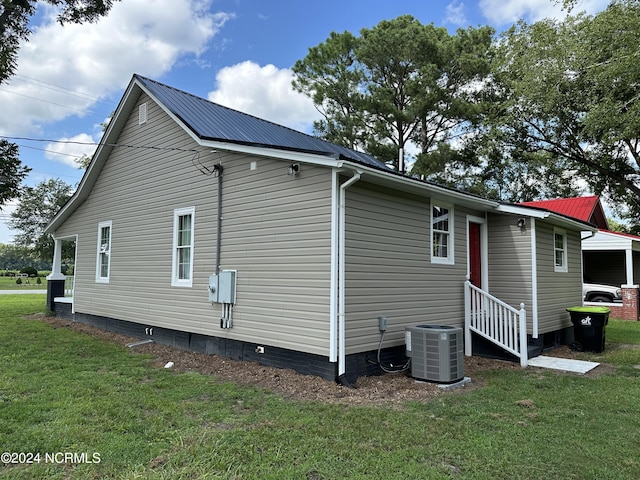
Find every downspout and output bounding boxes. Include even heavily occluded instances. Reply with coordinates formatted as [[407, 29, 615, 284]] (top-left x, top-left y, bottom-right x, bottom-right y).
[[214, 164, 224, 275], [530, 218, 538, 339], [329, 170, 339, 363], [337, 170, 361, 386]]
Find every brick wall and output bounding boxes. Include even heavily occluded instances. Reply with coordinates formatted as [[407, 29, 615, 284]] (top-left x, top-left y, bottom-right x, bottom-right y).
[[607, 285, 639, 321]]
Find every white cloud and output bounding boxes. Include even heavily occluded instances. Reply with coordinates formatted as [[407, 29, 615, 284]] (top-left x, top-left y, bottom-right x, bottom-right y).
[[445, 1, 469, 26], [0, 0, 234, 136], [479, 0, 609, 25], [45, 133, 97, 168], [207, 61, 321, 132]]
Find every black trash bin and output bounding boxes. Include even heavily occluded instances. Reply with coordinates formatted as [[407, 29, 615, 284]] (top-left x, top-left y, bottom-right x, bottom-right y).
[[566, 306, 610, 353]]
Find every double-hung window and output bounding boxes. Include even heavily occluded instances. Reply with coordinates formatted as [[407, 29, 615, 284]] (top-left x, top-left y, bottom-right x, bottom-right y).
[[431, 202, 454, 264], [172, 207, 195, 287], [554, 228, 568, 272], [96, 221, 112, 283]]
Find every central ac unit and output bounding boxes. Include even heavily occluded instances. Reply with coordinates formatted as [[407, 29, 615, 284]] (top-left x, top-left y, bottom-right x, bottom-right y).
[[405, 325, 464, 383]]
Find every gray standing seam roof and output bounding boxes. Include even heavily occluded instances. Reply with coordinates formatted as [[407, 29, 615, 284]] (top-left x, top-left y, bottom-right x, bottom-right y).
[[135, 75, 389, 170]]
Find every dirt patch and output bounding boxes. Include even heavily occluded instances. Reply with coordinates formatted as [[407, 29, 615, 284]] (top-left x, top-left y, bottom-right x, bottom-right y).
[[32, 315, 609, 406]]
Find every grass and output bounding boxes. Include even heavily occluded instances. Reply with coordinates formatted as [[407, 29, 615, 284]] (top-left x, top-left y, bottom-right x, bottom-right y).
[[1, 295, 640, 479], [0, 276, 45, 290]]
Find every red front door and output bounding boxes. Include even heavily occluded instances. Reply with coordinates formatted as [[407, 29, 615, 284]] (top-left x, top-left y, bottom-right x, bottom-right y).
[[469, 222, 482, 287]]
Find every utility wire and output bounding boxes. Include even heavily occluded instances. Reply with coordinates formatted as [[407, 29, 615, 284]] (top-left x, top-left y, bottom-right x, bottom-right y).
[[0, 87, 95, 116], [0, 135, 201, 153], [18, 144, 90, 158], [12, 74, 105, 104]]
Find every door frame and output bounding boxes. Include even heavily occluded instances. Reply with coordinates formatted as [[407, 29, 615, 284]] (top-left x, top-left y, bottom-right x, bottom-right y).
[[467, 215, 489, 291]]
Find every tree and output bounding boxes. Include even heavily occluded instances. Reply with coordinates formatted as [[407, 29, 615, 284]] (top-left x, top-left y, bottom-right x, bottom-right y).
[[482, 0, 640, 217], [0, 139, 31, 208], [292, 16, 494, 172], [0, 242, 33, 270], [8, 178, 73, 261]]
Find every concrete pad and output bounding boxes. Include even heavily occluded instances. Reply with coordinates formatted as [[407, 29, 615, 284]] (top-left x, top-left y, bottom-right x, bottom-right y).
[[437, 377, 472, 390], [527, 356, 600, 374]]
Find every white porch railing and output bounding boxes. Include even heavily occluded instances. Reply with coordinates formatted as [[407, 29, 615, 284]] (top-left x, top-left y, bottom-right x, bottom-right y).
[[64, 275, 75, 297], [464, 280, 528, 367]]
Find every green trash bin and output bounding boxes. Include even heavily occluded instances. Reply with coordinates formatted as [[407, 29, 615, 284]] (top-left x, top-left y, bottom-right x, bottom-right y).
[[566, 306, 610, 353]]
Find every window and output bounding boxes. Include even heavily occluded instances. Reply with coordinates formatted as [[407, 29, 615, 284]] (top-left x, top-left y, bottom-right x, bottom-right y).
[[431, 202, 454, 264], [95, 221, 112, 283], [172, 207, 195, 287], [554, 229, 568, 272]]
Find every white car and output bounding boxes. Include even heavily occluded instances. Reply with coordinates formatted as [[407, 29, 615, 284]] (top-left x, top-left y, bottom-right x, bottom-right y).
[[583, 283, 622, 303]]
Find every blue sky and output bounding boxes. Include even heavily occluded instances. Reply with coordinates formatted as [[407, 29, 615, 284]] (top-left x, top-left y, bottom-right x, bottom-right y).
[[0, 0, 610, 244]]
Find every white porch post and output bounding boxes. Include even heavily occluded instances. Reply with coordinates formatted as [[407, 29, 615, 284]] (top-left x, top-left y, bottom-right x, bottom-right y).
[[519, 303, 528, 368], [464, 278, 472, 357], [625, 248, 634, 286], [47, 238, 66, 281], [46, 238, 67, 313]]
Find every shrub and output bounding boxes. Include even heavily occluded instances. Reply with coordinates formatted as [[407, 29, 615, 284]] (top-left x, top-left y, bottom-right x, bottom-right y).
[[16, 278, 22, 285], [36, 277, 42, 285], [20, 266, 38, 277]]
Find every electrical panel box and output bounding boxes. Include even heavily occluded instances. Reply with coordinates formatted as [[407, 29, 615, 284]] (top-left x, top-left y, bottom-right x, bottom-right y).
[[208, 270, 237, 304], [378, 316, 388, 332]]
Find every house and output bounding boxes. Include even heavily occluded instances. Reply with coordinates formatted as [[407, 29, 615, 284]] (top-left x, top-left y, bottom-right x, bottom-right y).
[[44, 75, 596, 383], [522, 196, 640, 321]]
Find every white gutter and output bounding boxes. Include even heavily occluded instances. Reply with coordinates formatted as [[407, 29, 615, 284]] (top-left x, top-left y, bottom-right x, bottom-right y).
[[329, 169, 339, 363], [337, 170, 362, 378], [530, 218, 538, 339]]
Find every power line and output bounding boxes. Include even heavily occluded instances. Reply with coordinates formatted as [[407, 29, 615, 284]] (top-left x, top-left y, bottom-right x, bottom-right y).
[[18, 144, 91, 158], [0, 87, 94, 115], [1, 135, 201, 153], [2, 74, 117, 116], [12, 74, 105, 104]]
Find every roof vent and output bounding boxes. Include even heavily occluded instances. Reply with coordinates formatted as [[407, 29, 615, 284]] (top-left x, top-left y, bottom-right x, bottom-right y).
[[138, 102, 148, 125]]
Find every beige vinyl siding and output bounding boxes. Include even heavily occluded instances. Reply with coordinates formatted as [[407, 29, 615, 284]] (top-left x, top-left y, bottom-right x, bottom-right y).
[[486, 213, 534, 315], [343, 182, 479, 354], [535, 221, 583, 334], [53, 92, 333, 356]]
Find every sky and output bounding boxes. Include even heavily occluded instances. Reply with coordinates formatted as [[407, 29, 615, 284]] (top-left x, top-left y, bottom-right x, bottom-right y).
[[0, 0, 611, 244]]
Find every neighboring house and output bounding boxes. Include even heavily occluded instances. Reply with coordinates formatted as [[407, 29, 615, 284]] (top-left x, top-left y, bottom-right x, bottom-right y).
[[522, 196, 640, 320], [520, 196, 609, 230], [44, 75, 596, 382]]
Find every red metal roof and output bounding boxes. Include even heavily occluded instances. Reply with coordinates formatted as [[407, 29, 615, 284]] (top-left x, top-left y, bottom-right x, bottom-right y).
[[519, 196, 609, 229]]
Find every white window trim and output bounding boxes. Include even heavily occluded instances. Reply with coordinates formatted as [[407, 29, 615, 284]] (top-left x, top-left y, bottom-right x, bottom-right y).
[[172, 206, 195, 287], [95, 221, 112, 283], [430, 200, 455, 265], [554, 227, 568, 273]]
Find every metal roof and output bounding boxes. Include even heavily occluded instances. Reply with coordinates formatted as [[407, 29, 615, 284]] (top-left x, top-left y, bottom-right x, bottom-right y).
[[135, 75, 389, 170], [519, 196, 608, 229]]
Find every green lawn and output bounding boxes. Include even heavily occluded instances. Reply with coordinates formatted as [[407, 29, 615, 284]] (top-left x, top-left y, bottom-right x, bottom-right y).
[[1, 295, 640, 479], [0, 276, 45, 290]]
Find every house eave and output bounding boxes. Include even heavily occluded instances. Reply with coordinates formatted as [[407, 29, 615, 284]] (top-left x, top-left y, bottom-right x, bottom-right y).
[[582, 230, 640, 251], [496, 204, 597, 232]]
